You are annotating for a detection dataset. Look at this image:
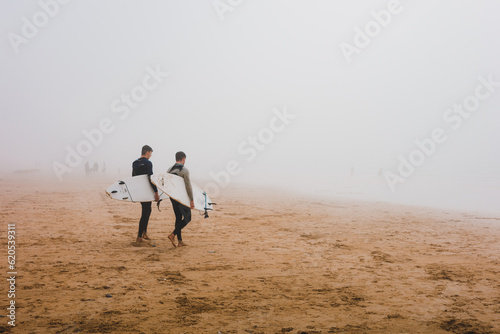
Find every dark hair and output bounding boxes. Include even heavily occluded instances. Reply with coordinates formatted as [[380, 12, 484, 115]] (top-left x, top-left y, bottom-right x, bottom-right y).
[[141, 145, 153, 155], [175, 151, 186, 162]]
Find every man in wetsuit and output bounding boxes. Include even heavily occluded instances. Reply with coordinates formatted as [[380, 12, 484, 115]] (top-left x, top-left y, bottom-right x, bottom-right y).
[[132, 145, 160, 244], [167, 151, 195, 247]]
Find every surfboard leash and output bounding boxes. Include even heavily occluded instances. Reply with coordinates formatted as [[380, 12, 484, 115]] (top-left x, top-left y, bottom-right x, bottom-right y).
[[155, 190, 166, 211]]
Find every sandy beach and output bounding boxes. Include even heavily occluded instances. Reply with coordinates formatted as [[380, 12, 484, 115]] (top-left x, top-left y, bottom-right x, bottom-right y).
[[1, 176, 500, 334]]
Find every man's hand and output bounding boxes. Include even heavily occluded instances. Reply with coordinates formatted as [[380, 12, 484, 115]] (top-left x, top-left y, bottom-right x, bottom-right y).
[[154, 192, 160, 202], [190, 200, 195, 209]]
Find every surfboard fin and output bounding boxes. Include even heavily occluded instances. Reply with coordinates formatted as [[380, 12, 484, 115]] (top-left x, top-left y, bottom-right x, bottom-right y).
[[157, 199, 163, 212]]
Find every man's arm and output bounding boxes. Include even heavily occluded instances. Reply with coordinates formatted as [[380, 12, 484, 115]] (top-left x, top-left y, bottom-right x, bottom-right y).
[[148, 175, 159, 199], [182, 169, 195, 208], [147, 161, 159, 201]]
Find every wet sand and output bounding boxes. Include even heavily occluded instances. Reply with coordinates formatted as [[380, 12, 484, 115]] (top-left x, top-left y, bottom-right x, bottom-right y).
[[1, 177, 500, 333]]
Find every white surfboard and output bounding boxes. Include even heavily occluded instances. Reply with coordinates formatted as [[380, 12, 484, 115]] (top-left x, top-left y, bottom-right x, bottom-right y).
[[105, 175, 169, 202], [150, 173, 214, 213]]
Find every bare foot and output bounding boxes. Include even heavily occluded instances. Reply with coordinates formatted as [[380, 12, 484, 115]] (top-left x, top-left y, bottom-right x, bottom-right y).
[[136, 237, 150, 243], [168, 234, 177, 248], [178, 241, 188, 247], [142, 233, 151, 240], [133, 238, 153, 247]]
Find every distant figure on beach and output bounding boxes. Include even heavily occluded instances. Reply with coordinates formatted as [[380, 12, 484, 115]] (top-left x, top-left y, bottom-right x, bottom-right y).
[[84, 162, 90, 176], [167, 151, 194, 248], [132, 145, 160, 245], [93, 161, 99, 175], [101, 162, 106, 175]]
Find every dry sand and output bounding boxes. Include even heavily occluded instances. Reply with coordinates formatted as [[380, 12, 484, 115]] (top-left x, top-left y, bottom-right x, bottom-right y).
[[1, 177, 500, 333]]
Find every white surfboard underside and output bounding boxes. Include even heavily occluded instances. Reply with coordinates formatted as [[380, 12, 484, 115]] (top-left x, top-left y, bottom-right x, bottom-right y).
[[150, 173, 213, 212], [105, 174, 169, 202]]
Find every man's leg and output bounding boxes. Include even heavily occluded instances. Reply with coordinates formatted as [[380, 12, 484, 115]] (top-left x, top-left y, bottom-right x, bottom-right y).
[[137, 202, 152, 241], [179, 205, 191, 232], [174, 205, 184, 241], [176, 205, 191, 246], [142, 202, 152, 239], [169, 198, 182, 247]]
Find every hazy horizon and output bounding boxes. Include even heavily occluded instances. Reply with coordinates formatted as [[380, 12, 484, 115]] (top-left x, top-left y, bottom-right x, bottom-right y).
[[2, 1, 499, 214]]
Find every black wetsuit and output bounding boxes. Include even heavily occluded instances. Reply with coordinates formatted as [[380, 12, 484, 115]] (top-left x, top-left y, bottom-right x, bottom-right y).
[[132, 157, 157, 238], [168, 164, 192, 241]]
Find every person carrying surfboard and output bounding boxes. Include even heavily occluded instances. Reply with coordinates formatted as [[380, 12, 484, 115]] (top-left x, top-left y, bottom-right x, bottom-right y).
[[132, 145, 160, 245], [167, 151, 195, 247]]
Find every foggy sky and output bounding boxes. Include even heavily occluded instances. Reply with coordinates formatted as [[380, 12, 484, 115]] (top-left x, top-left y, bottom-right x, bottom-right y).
[[1, 0, 499, 213]]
